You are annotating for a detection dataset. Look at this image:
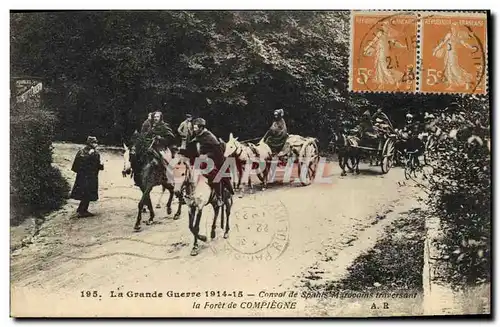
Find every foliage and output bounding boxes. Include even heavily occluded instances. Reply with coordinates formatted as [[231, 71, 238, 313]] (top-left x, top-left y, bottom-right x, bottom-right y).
[[11, 11, 351, 148], [10, 102, 70, 225], [425, 95, 491, 288]]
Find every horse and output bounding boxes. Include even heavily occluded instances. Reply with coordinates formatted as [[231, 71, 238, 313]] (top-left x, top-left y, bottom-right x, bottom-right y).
[[223, 133, 272, 191], [174, 156, 233, 256], [122, 146, 167, 211], [335, 131, 361, 176], [122, 140, 183, 230]]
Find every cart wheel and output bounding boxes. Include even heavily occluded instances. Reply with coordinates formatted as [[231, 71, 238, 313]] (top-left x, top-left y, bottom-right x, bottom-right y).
[[299, 141, 319, 186], [381, 138, 395, 174], [424, 135, 435, 165]]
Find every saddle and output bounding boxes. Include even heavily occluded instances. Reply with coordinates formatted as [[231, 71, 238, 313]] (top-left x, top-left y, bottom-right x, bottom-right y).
[[248, 143, 260, 157]]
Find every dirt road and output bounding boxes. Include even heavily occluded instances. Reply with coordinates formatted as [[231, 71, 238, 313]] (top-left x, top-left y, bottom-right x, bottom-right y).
[[10, 142, 425, 317]]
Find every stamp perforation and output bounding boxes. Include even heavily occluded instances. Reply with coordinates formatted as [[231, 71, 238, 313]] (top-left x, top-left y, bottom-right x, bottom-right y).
[[349, 9, 488, 95]]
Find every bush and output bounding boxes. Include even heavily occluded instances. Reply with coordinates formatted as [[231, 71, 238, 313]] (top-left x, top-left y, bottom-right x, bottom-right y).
[[425, 96, 490, 288], [10, 103, 70, 225]]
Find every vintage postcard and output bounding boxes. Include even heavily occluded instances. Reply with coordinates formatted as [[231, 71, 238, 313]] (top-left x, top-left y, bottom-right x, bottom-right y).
[[10, 10, 491, 318]]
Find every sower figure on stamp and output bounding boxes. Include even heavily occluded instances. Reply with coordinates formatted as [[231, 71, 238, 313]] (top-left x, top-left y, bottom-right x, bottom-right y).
[[261, 108, 290, 160], [363, 21, 407, 90], [70, 136, 104, 218], [432, 23, 474, 90], [189, 117, 234, 207]]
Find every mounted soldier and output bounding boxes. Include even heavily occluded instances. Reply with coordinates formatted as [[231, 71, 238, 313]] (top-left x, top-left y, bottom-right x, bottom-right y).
[[358, 110, 378, 141], [371, 108, 391, 126], [142, 111, 176, 176], [189, 117, 234, 206], [423, 112, 442, 137], [261, 108, 290, 160]]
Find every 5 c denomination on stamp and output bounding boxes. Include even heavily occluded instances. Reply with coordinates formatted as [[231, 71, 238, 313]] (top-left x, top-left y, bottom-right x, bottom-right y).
[[420, 12, 487, 94]]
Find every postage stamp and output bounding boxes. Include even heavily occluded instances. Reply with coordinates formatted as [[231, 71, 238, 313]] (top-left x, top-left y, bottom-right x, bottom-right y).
[[419, 12, 488, 94], [350, 11, 419, 93]]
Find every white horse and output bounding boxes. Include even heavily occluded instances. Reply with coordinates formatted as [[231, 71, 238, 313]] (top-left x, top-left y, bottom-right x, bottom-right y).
[[173, 156, 233, 256], [223, 133, 272, 191]]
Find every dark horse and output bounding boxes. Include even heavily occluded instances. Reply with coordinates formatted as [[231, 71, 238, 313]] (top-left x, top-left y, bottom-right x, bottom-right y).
[[335, 131, 361, 176], [122, 136, 184, 231]]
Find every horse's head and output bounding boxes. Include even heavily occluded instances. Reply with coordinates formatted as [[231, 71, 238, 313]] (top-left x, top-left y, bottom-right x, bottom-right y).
[[224, 133, 240, 158], [122, 143, 133, 177]]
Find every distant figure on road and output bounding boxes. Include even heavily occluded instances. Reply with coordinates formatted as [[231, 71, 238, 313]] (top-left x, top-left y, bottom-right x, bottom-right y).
[[178, 113, 193, 150], [70, 136, 104, 217]]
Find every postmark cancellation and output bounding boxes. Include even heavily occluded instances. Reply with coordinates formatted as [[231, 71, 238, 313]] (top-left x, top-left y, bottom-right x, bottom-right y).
[[349, 10, 488, 95]]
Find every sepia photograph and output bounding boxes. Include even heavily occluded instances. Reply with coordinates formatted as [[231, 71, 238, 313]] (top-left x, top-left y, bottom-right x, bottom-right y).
[[9, 9, 491, 318]]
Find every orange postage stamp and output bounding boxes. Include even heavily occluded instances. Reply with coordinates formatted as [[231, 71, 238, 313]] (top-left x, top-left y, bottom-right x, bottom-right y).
[[420, 12, 488, 94], [350, 11, 418, 93]]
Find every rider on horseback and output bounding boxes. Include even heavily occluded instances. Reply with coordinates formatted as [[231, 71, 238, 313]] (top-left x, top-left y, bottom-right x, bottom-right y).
[[423, 112, 442, 137], [358, 110, 378, 140], [262, 108, 290, 160], [402, 113, 424, 165], [190, 117, 234, 207], [145, 111, 176, 176]]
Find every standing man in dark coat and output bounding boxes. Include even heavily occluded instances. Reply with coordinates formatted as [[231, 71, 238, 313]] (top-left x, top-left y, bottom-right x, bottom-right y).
[[70, 136, 104, 217]]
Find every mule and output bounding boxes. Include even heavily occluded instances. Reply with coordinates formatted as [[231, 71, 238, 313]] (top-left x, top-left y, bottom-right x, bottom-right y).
[[335, 132, 361, 176], [122, 142, 183, 231], [174, 156, 233, 256], [223, 133, 272, 191]]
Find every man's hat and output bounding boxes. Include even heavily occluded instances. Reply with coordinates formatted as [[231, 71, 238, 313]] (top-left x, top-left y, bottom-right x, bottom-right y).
[[274, 108, 284, 116], [193, 117, 206, 126], [186, 113, 192, 118], [86, 136, 98, 144]]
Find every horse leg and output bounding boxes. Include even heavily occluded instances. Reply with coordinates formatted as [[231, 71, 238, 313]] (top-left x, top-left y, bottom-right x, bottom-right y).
[[223, 194, 232, 239], [156, 186, 165, 208], [135, 198, 144, 231], [165, 185, 174, 215], [237, 164, 243, 191], [145, 192, 155, 225], [339, 152, 347, 176], [173, 192, 182, 220], [191, 209, 206, 256], [260, 163, 269, 190], [188, 206, 198, 256], [247, 169, 254, 193], [135, 185, 153, 230], [195, 210, 207, 242], [211, 204, 220, 239], [355, 154, 360, 175]]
